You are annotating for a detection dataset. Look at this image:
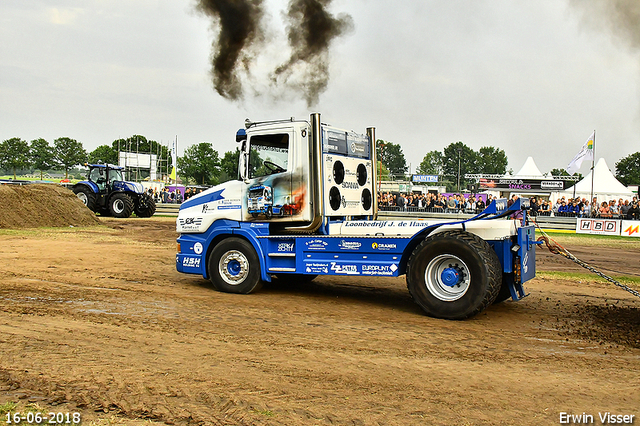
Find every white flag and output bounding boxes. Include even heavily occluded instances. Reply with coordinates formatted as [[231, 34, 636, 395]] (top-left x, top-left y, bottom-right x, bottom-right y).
[[566, 131, 594, 174]]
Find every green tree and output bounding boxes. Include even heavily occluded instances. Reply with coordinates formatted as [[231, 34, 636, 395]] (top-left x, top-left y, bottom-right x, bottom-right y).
[[89, 145, 118, 165], [477, 146, 508, 174], [54, 137, 88, 179], [376, 140, 407, 177], [550, 168, 571, 176], [30, 138, 58, 180], [177, 142, 221, 185], [220, 149, 240, 182], [442, 142, 478, 192], [417, 150, 444, 176], [0, 137, 30, 179], [376, 161, 390, 181], [615, 152, 640, 186]]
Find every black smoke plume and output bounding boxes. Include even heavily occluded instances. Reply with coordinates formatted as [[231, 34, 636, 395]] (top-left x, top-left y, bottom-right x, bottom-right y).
[[570, 0, 640, 51], [195, 0, 353, 106], [274, 0, 354, 106], [195, 0, 265, 101]]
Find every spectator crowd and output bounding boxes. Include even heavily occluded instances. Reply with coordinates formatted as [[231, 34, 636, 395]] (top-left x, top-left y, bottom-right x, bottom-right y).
[[539, 195, 640, 220], [152, 187, 205, 204], [377, 192, 640, 220], [377, 192, 491, 214]]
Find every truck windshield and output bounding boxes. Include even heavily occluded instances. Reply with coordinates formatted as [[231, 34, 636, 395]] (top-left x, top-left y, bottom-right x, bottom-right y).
[[248, 133, 289, 179]]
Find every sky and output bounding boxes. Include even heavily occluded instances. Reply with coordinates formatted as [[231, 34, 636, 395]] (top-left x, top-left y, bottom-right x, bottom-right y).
[[1, 0, 639, 177]]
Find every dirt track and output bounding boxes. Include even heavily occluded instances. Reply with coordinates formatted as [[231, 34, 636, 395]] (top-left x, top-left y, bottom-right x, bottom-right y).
[[1, 217, 639, 425]]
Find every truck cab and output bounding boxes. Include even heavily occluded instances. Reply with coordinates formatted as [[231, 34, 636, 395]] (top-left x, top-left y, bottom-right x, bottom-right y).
[[175, 113, 536, 320]]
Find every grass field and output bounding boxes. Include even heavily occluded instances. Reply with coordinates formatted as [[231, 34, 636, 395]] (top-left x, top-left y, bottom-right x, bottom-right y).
[[537, 229, 640, 249]]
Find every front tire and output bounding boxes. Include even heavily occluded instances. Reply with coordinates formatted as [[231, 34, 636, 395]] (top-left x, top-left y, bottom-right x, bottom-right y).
[[208, 238, 263, 294], [73, 186, 96, 211], [135, 194, 156, 217], [406, 230, 502, 320], [109, 193, 134, 218]]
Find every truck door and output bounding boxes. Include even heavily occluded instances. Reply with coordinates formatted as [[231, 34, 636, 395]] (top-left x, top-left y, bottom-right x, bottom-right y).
[[244, 130, 294, 221]]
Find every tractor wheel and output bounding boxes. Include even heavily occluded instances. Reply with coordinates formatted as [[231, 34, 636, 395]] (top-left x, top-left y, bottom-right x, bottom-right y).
[[73, 186, 96, 211], [406, 230, 502, 320], [208, 237, 262, 294], [265, 206, 273, 219], [109, 193, 134, 218], [135, 194, 156, 217]]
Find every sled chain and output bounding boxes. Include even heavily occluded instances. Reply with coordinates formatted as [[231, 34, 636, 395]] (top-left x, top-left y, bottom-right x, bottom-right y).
[[537, 234, 640, 300]]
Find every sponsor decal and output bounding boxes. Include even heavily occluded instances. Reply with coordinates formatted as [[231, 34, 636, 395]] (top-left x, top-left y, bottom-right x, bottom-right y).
[[330, 262, 359, 275], [522, 252, 529, 274], [278, 242, 295, 252], [343, 220, 430, 228], [179, 217, 203, 231], [341, 181, 359, 190], [179, 217, 203, 226], [306, 239, 329, 250], [202, 199, 241, 212], [350, 141, 366, 155], [371, 242, 397, 251], [193, 242, 203, 255], [338, 240, 362, 250], [182, 257, 201, 268], [306, 263, 329, 274], [361, 264, 398, 276]]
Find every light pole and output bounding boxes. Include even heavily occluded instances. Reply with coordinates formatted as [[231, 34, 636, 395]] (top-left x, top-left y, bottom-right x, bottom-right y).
[[457, 147, 462, 193]]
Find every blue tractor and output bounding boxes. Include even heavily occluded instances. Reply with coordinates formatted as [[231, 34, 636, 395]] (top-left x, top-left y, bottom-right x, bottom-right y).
[[72, 164, 156, 218]]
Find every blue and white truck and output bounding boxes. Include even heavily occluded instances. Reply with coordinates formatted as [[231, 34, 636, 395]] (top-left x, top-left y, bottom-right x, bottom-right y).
[[175, 113, 536, 319]]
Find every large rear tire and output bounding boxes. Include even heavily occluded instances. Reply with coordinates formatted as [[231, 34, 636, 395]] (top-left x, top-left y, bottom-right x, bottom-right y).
[[406, 230, 502, 320], [135, 194, 156, 217], [109, 193, 134, 218], [72, 186, 96, 211], [208, 238, 263, 294]]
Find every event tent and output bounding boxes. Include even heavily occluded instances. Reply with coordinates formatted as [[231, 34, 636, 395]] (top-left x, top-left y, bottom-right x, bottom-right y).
[[514, 156, 544, 178], [559, 158, 634, 201]]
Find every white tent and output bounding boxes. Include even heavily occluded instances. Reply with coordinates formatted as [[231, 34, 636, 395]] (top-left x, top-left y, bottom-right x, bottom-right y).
[[514, 156, 544, 177], [559, 158, 633, 202]]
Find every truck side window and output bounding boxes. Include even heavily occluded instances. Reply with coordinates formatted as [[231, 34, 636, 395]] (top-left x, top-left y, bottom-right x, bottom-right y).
[[248, 133, 289, 179]]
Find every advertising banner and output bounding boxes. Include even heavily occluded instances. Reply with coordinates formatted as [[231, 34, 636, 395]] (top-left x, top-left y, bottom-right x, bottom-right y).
[[621, 221, 640, 238], [478, 178, 565, 191], [576, 218, 620, 236], [412, 175, 439, 183]]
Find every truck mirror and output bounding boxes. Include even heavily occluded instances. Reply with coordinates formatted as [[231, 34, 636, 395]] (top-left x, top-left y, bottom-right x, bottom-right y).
[[236, 129, 247, 142]]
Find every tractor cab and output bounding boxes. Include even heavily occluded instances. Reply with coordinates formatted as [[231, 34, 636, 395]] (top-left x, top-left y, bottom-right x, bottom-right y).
[[88, 164, 124, 192]]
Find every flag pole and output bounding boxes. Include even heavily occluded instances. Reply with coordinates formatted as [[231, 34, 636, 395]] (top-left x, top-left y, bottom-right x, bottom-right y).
[[590, 130, 595, 209]]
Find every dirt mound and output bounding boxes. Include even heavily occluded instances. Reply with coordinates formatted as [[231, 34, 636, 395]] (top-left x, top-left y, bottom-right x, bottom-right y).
[[0, 184, 100, 229]]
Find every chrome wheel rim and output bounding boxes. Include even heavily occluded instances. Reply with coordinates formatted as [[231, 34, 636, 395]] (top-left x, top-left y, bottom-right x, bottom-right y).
[[424, 254, 471, 301], [219, 250, 249, 285]]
